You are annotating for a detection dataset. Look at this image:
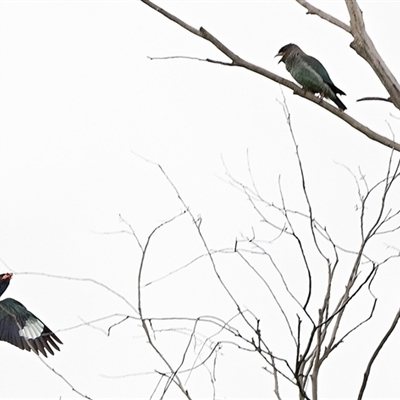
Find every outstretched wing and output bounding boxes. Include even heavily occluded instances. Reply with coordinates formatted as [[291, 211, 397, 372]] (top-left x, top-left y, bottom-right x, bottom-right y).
[[0, 298, 62, 357]]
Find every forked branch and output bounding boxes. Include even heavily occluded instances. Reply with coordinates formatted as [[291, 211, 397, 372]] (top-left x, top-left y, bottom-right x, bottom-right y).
[[140, 0, 400, 151]]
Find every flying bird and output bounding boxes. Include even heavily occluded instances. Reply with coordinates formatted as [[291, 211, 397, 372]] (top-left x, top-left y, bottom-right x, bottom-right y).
[[0, 273, 62, 357], [276, 43, 346, 111]]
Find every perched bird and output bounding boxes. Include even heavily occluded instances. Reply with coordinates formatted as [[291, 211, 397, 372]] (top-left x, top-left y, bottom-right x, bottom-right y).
[[0, 273, 62, 357], [276, 43, 346, 110]]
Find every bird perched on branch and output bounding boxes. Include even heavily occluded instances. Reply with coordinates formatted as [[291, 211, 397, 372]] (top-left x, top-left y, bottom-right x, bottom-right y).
[[276, 43, 346, 111], [0, 273, 62, 357]]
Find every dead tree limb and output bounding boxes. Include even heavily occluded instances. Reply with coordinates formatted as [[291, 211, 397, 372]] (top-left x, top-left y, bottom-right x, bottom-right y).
[[140, 0, 400, 152]]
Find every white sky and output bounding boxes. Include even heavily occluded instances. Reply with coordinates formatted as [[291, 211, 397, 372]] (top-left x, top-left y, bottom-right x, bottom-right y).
[[0, 1, 400, 399]]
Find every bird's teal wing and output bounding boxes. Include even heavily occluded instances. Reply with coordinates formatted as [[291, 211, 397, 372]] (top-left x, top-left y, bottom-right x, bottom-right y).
[[303, 54, 333, 85], [0, 298, 62, 356], [304, 54, 346, 96]]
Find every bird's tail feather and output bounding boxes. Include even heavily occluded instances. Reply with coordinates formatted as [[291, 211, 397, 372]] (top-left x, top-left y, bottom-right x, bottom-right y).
[[333, 95, 346, 111], [329, 83, 346, 96]]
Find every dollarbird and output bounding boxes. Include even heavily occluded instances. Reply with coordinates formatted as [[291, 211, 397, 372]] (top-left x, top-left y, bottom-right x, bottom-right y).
[[0, 273, 62, 357], [276, 43, 346, 111]]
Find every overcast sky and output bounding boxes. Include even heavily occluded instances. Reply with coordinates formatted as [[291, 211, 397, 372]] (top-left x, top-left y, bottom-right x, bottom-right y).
[[1, 1, 400, 399]]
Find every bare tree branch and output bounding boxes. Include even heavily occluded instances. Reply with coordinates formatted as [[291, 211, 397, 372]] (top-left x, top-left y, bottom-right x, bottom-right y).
[[358, 308, 400, 400], [346, 1, 400, 109], [296, 0, 400, 109], [38, 357, 93, 399], [357, 96, 392, 103], [140, 0, 400, 151], [295, 0, 350, 32], [136, 212, 193, 399]]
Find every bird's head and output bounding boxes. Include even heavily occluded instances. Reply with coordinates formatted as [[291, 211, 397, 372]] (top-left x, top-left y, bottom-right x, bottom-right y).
[[0, 273, 13, 297], [275, 43, 299, 63]]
